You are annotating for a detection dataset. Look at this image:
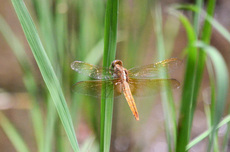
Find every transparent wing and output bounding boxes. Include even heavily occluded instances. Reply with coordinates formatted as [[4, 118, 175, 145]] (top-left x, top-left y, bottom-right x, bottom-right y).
[[71, 61, 114, 79], [128, 58, 182, 78], [129, 78, 180, 97], [72, 79, 122, 98]]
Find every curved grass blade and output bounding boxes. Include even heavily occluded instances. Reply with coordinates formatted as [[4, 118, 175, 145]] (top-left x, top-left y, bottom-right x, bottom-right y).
[[172, 4, 230, 150], [196, 42, 229, 151], [174, 4, 230, 43], [179, 2, 218, 151], [169, 10, 198, 152], [11, 0, 80, 151], [170, 1, 217, 150], [173, 1, 216, 119], [186, 115, 230, 150]]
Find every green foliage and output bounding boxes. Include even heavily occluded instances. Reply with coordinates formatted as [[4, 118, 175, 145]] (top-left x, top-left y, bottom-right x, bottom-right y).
[[172, 1, 229, 151], [173, 11, 198, 152], [11, 0, 80, 151], [0, 0, 229, 151]]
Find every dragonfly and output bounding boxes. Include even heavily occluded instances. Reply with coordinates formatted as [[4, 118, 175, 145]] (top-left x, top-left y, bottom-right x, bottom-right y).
[[71, 58, 181, 121]]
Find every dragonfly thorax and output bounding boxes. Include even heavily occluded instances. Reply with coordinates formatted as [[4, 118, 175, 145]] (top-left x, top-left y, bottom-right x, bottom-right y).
[[112, 63, 129, 82]]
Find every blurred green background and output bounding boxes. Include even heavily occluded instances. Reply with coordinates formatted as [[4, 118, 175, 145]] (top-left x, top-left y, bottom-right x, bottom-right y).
[[0, 0, 230, 152]]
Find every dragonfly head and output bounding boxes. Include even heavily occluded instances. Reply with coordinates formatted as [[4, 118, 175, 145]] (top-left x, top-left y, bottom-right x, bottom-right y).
[[111, 60, 123, 68]]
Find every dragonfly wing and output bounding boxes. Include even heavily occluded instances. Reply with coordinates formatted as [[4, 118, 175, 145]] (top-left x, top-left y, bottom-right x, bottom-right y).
[[72, 79, 122, 98], [129, 78, 180, 97], [71, 61, 114, 79], [128, 58, 182, 78]]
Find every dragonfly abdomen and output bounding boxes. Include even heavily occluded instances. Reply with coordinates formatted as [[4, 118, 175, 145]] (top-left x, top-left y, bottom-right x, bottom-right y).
[[122, 81, 139, 120]]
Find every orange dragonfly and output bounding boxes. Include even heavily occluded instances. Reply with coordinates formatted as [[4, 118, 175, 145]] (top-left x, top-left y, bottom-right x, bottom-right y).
[[71, 58, 181, 120]]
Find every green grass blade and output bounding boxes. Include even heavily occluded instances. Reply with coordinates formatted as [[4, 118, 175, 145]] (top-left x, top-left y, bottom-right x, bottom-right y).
[[186, 43, 229, 150], [222, 115, 230, 152], [186, 115, 230, 150], [55, 120, 67, 152], [100, 0, 118, 151], [0, 113, 30, 152], [70, 1, 105, 129], [172, 2, 216, 151], [153, 3, 177, 151], [174, 0, 216, 119], [35, 0, 57, 63], [196, 42, 229, 151], [173, 4, 230, 150], [0, 15, 44, 152], [173, 0, 216, 110], [11, 0, 80, 151], [206, 56, 219, 151], [203, 11, 230, 42], [222, 123, 230, 151], [174, 5, 230, 149], [193, 0, 203, 34], [54, 0, 68, 71], [169, 10, 198, 152], [179, 4, 230, 43], [44, 98, 57, 152], [197, 1, 216, 151]]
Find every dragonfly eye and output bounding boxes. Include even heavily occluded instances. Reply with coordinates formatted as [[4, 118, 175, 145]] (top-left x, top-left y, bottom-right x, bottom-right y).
[[112, 60, 123, 68]]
